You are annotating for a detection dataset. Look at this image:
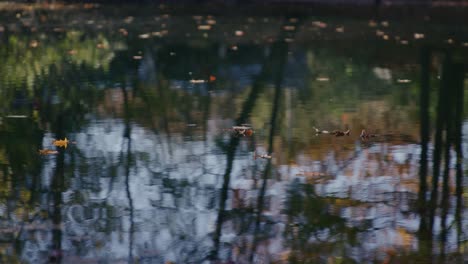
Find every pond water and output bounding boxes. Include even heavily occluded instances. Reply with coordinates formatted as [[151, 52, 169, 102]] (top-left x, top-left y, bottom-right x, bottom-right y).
[[0, 4, 467, 263]]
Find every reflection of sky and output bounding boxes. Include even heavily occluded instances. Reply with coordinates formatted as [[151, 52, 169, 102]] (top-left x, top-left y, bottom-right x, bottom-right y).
[[35, 119, 246, 262], [26, 120, 468, 263]]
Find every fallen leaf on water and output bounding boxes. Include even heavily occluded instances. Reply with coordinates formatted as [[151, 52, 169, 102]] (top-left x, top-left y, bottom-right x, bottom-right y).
[[368, 20, 377, 27], [316, 77, 330, 82], [376, 30, 385, 37], [414, 33, 425, 39], [124, 16, 134, 24], [331, 129, 350, 137], [312, 21, 327, 28], [119, 28, 128, 36], [397, 79, 411, 83], [313, 126, 330, 134], [139, 33, 151, 39], [29, 40, 39, 48], [190, 79, 206, 84], [39, 149, 59, 155], [198, 25, 211, 30], [360, 129, 378, 140], [83, 3, 96, 9], [254, 151, 272, 160], [289, 17, 298, 23], [206, 19, 216, 25], [225, 125, 254, 137], [283, 25, 296, 31], [53, 138, 69, 148], [335, 26, 344, 33]]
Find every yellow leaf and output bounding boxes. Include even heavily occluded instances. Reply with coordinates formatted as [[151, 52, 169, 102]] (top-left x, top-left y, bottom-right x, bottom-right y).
[[52, 138, 68, 148]]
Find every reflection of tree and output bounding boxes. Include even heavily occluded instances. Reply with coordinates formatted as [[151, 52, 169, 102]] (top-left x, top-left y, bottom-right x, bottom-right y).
[[417, 47, 430, 254], [250, 47, 420, 162], [249, 40, 286, 262], [50, 113, 65, 263], [452, 64, 464, 261], [284, 182, 357, 263], [0, 108, 43, 262], [0, 37, 111, 260], [210, 38, 290, 261], [122, 79, 135, 263], [0, 32, 115, 91], [0, 10, 466, 263], [418, 50, 465, 261]]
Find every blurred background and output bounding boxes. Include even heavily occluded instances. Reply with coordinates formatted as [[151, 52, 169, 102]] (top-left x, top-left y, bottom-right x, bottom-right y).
[[0, 0, 467, 263]]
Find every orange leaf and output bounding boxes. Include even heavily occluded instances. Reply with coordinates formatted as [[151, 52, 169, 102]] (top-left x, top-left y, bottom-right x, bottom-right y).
[[52, 138, 69, 148]]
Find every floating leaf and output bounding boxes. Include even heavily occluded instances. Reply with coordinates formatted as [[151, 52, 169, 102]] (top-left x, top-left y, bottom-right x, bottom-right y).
[[368, 20, 377, 27], [198, 25, 211, 31], [312, 21, 327, 28], [316, 77, 330, 82], [254, 151, 272, 160], [376, 30, 385, 37], [206, 19, 216, 25], [397, 79, 411, 83], [414, 33, 425, 39], [139, 33, 151, 39], [331, 130, 350, 137], [119, 28, 128, 36], [39, 149, 59, 155], [29, 40, 39, 48], [52, 138, 69, 148], [229, 126, 254, 137], [189, 79, 206, 84]]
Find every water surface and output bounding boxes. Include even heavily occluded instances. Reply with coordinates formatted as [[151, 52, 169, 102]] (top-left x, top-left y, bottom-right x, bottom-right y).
[[0, 4, 467, 263]]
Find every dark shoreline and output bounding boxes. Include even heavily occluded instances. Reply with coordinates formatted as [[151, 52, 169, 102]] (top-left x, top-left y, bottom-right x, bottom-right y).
[[2, 1, 468, 24]]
